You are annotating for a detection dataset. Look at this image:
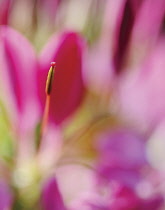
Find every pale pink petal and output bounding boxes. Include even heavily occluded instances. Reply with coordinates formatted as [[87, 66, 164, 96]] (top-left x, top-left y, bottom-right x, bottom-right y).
[[119, 39, 165, 128], [38, 0, 61, 22], [129, 0, 165, 67]]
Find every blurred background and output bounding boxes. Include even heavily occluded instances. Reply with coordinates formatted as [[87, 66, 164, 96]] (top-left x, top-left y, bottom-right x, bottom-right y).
[[1, 0, 165, 209]]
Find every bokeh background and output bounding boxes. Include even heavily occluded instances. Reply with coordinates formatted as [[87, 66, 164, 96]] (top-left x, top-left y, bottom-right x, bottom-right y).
[[0, 0, 165, 209]]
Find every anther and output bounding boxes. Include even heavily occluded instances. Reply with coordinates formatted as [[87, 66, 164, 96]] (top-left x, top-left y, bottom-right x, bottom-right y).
[[45, 62, 56, 95]]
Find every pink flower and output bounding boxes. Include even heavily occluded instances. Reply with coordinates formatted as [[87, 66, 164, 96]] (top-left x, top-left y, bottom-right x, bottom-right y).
[[0, 25, 85, 209], [0, 26, 85, 127]]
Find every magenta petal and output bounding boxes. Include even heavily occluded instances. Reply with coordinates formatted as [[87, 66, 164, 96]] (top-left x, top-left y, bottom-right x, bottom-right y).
[[99, 167, 141, 189], [38, 32, 85, 125], [0, 26, 38, 113], [0, 181, 12, 210], [41, 177, 66, 210], [96, 129, 147, 169], [140, 196, 164, 210], [110, 186, 164, 210], [110, 186, 140, 210], [95, 129, 147, 188]]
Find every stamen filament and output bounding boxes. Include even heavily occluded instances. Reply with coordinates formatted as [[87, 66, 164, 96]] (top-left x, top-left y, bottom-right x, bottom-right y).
[[40, 94, 50, 137], [37, 62, 56, 149]]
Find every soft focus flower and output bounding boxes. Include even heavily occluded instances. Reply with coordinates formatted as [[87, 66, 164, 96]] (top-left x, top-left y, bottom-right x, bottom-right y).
[[0, 0, 165, 209], [0, 26, 85, 127], [0, 25, 85, 208]]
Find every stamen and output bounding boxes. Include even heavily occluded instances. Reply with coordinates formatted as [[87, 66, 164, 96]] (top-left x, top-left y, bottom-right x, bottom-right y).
[[46, 62, 56, 95], [38, 62, 56, 149]]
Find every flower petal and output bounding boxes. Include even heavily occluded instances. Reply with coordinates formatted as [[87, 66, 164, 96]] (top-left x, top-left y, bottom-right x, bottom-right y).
[[0, 181, 12, 210], [0, 0, 12, 25], [0, 26, 37, 130], [41, 177, 66, 210], [96, 129, 147, 169], [95, 129, 147, 188], [0, 26, 38, 114], [119, 39, 165, 128], [38, 32, 85, 125], [129, 0, 165, 67], [110, 186, 164, 210]]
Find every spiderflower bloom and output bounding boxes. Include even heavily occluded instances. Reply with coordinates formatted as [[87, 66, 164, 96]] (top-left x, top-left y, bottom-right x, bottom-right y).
[[0, 26, 85, 126], [1, 0, 165, 208], [0, 25, 85, 208]]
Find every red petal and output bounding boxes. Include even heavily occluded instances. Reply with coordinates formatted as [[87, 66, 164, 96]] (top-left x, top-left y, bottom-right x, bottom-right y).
[[38, 32, 85, 125]]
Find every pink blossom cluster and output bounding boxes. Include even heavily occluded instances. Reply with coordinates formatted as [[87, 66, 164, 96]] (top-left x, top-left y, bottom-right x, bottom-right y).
[[0, 0, 165, 209]]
